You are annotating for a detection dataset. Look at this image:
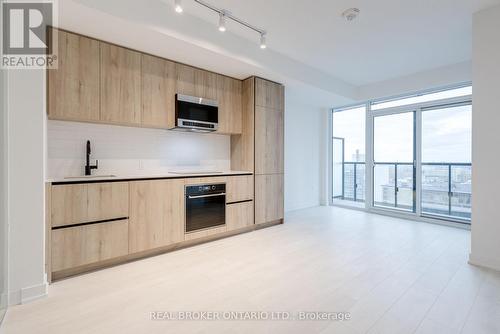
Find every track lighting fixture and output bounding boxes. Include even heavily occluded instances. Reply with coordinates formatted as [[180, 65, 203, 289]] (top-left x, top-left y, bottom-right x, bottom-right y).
[[175, 0, 183, 13], [175, 0, 268, 49], [260, 33, 267, 49], [218, 12, 226, 32]]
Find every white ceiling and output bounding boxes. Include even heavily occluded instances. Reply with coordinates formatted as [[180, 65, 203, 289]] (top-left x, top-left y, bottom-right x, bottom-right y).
[[181, 0, 499, 86], [60, 0, 499, 106]]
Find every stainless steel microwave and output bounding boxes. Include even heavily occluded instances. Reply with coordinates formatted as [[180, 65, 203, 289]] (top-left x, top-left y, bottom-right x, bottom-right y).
[[174, 94, 218, 132]]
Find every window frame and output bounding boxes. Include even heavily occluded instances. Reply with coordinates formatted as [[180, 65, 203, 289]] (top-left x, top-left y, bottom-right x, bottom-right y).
[[329, 83, 472, 227]]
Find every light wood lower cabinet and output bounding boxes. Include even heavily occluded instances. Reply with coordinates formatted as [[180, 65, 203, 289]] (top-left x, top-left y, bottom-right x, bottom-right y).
[[51, 184, 88, 228], [51, 220, 129, 272], [49, 175, 266, 279], [226, 175, 253, 203], [226, 201, 254, 231], [129, 179, 185, 253], [255, 174, 284, 225], [87, 182, 129, 222], [184, 226, 227, 241], [51, 182, 129, 228]]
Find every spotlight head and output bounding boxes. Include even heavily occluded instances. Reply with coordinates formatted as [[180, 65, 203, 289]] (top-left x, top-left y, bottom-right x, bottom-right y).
[[218, 12, 226, 32], [175, 0, 183, 13], [260, 33, 267, 49]]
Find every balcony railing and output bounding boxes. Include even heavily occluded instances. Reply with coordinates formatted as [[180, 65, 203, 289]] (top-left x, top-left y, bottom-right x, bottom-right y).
[[421, 162, 471, 220], [334, 162, 471, 221], [336, 162, 366, 202]]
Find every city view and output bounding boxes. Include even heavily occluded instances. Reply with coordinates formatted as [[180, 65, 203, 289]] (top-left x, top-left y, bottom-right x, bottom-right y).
[[333, 103, 472, 221]]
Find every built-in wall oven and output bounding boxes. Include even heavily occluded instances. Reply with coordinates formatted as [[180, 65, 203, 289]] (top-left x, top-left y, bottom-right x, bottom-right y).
[[185, 183, 226, 233]]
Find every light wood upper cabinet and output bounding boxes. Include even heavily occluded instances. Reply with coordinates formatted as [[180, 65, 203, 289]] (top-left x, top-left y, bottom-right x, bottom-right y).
[[87, 182, 129, 222], [253, 77, 285, 225], [176, 64, 218, 100], [231, 77, 255, 172], [51, 184, 88, 228], [255, 106, 284, 175], [217, 75, 242, 134], [100, 43, 141, 125], [176, 63, 196, 96], [255, 174, 284, 225], [194, 67, 218, 100], [255, 77, 284, 111], [47, 30, 249, 132], [48, 29, 100, 122], [142, 54, 176, 129], [51, 220, 129, 272], [129, 179, 185, 253]]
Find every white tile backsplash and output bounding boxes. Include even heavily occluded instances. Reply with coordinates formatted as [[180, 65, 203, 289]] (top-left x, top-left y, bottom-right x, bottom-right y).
[[47, 120, 231, 178]]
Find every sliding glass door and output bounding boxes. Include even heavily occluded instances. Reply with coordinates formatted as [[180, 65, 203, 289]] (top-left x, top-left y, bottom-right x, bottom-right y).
[[331, 105, 366, 208], [331, 84, 472, 224], [421, 103, 472, 221], [373, 112, 415, 212]]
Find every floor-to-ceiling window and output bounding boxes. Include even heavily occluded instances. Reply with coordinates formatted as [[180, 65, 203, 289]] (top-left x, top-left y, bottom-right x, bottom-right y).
[[421, 103, 472, 221], [331, 105, 366, 207], [331, 84, 472, 224], [373, 112, 415, 212]]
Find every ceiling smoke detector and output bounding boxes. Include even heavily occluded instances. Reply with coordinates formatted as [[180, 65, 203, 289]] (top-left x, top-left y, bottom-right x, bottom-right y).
[[342, 8, 360, 21]]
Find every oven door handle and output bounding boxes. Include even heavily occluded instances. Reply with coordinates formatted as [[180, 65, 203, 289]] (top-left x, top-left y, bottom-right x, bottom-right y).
[[188, 193, 226, 199]]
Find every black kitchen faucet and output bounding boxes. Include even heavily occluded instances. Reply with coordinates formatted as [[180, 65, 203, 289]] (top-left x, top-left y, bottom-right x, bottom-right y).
[[85, 140, 98, 176]]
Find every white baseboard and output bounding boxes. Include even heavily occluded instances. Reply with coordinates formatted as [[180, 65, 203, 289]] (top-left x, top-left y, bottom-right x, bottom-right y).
[[469, 252, 500, 272], [8, 282, 48, 305]]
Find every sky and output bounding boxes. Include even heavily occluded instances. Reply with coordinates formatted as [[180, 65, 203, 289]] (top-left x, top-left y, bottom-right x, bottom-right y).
[[332, 104, 471, 164]]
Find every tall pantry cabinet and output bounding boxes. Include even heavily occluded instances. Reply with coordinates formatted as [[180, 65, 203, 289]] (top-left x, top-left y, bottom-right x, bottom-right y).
[[231, 77, 285, 225]]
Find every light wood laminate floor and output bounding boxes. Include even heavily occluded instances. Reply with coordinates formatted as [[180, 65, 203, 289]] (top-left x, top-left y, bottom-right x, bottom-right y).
[[3, 206, 500, 334]]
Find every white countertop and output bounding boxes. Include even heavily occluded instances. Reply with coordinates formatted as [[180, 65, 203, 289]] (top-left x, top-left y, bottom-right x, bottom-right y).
[[47, 171, 253, 183]]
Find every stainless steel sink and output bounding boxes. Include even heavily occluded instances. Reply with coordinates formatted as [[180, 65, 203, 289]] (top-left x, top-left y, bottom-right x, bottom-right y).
[[64, 175, 117, 179]]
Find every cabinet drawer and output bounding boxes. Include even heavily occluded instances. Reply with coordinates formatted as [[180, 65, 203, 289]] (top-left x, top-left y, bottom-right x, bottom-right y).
[[51, 184, 88, 227], [51, 182, 129, 228], [226, 201, 254, 231], [226, 175, 253, 203], [87, 182, 129, 222], [51, 220, 129, 272]]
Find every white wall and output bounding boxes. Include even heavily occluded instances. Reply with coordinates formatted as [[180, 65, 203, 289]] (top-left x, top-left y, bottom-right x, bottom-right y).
[[356, 61, 472, 102], [469, 4, 500, 271], [47, 121, 231, 179], [284, 94, 329, 212], [0, 69, 8, 314], [6, 70, 47, 304]]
